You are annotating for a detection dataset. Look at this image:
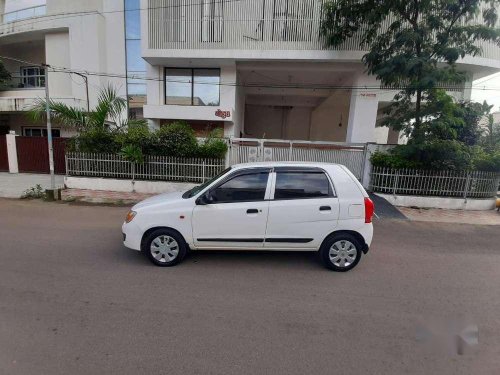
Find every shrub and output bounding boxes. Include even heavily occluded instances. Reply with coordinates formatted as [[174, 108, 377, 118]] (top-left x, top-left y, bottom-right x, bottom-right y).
[[67, 127, 120, 153], [66, 120, 228, 159], [371, 140, 474, 171], [197, 128, 228, 159], [370, 151, 420, 169], [120, 144, 144, 164], [154, 121, 198, 157], [21, 184, 45, 199], [115, 121, 155, 154], [472, 150, 500, 172]]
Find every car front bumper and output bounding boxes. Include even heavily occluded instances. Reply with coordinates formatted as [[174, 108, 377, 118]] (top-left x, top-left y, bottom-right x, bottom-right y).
[[122, 221, 142, 251]]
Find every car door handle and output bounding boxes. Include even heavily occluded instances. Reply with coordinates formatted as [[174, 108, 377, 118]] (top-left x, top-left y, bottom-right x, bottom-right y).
[[319, 206, 331, 211], [246, 209, 259, 214]]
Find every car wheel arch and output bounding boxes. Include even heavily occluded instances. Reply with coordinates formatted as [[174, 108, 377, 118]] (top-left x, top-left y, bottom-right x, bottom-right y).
[[320, 230, 368, 254], [140, 226, 189, 252]]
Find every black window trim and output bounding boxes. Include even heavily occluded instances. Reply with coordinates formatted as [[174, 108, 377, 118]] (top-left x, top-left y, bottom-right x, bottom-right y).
[[271, 168, 337, 200], [164, 67, 221, 107], [204, 167, 272, 204], [22, 126, 61, 138]]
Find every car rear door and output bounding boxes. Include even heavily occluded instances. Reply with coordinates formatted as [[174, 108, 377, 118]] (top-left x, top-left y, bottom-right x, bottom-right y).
[[192, 168, 271, 249], [264, 167, 339, 249]]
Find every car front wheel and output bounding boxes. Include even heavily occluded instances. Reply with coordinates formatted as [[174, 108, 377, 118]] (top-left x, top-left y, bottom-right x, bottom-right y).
[[142, 229, 187, 267], [320, 233, 362, 272]]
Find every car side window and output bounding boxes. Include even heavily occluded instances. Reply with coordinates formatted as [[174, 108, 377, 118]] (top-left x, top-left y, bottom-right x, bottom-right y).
[[274, 172, 332, 199], [211, 172, 269, 203]]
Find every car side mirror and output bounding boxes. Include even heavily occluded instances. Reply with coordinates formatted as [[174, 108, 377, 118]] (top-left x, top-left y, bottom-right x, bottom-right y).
[[196, 191, 214, 205]]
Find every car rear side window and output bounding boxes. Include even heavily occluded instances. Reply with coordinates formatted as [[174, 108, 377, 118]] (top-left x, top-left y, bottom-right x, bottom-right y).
[[211, 172, 269, 203], [274, 172, 332, 199]]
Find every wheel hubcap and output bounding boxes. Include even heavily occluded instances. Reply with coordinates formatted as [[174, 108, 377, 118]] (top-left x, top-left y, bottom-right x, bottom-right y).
[[150, 235, 179, 263], [329, 240, 357, 268]]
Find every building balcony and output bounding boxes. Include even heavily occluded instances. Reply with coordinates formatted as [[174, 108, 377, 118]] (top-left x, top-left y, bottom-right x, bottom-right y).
[[142, 0, 500, 69], [1, 4, 46, 24]]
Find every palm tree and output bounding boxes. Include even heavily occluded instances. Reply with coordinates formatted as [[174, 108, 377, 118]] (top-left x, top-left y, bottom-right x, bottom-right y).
[[28, 84, 145, 131]]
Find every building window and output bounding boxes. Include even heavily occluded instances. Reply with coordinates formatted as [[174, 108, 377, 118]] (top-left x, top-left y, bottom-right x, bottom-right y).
[[23, 128, 60, 137], [165, 68, 220, 106], [20, 67, 45, 88], [202, 0, 224, 42], [125, 0, 147, 116]]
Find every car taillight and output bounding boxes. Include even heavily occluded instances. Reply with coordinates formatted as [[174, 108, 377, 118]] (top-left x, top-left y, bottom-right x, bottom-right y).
[[364, 197, 374, 223]]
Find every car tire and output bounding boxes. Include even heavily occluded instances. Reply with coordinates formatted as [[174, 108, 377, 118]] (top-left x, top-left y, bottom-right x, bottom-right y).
[[142, 228, 187, 267], [320, 233, 362, 272]]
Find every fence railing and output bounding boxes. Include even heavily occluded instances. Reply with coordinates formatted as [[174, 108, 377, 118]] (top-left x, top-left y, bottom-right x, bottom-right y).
[[370, 167, 500, 199], [146, 0, 500, 61], [66, 152, 226, 183], [229, 138, 367, 180], [1, 5, 46, 23]]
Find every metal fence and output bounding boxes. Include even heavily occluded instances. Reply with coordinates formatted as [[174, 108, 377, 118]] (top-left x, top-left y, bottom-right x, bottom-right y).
[[370, 167, 500, 199], [229, 138, 367, 180], [66, 153, 226, 183]]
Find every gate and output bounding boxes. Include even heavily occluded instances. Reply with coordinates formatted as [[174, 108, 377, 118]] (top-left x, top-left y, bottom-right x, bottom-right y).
[[228, 138, 367, 180], [0, 135, 8, 171], [16, 137, 68, 174]]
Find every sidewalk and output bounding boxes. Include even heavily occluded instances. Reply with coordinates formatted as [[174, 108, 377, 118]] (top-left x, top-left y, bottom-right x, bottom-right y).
[[62, 188, 153, 205], [0, 172, 65, 198], [398, 206, 500, 225]]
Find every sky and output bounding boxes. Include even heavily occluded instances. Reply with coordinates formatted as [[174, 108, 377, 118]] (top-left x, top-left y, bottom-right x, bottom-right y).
[[471, 73, 500, 113]]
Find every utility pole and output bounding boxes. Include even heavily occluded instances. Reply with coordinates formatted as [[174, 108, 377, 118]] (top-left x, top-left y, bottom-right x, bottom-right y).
[[42, 63, 55, 189], [72, 72, 90, 112]]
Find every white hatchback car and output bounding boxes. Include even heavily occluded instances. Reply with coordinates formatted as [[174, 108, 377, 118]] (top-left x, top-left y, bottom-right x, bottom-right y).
[[122, 162, 374, 271]]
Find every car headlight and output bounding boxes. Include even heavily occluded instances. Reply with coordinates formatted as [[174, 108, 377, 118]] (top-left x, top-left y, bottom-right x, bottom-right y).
[[125, 210, 137, 223]]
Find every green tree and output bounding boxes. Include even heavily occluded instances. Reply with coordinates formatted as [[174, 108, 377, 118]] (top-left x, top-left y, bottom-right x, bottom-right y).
[[321, 0, 500, 141], [481, 112, 500, 152], [28, 84, 144, 132]]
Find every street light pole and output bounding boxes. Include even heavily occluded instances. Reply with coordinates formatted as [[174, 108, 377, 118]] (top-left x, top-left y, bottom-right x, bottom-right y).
[[42, 63, 55, 189], [72, 72, 90, 112]]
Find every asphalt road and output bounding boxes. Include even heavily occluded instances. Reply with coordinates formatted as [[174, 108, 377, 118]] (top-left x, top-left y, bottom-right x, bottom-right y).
[[1, 199, 500, 375]]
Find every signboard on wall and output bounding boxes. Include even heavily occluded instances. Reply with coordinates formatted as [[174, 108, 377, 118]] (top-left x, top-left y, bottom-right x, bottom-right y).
[[215, 109, 231, 119]]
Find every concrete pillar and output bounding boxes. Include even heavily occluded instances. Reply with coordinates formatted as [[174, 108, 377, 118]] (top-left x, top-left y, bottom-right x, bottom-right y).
[[6, 131, 18, 174], [346, 90, 380, 143], [361, 143, 396, 189]]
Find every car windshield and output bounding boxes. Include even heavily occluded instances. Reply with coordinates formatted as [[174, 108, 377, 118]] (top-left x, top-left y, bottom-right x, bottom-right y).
[[182, 167, 232, 199]]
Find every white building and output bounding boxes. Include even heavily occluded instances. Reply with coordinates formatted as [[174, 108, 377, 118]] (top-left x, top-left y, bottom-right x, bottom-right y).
[[0, 0, 499, 146], [140, 0, 500, 144], [0, 0, 127, 137]]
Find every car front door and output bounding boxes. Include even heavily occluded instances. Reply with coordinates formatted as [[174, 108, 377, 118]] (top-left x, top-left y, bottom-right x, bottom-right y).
[[264, 168, 339, 249], [192, 168, 271, 249]]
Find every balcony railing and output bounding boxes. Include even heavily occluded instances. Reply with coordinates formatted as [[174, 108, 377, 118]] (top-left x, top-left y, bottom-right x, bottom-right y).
[[0, 75, 45, 90], [146, 0, 500, 61], [1, 5, 46, 24]]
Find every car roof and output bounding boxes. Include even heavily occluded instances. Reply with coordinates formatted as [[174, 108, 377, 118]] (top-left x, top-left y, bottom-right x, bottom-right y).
[[231, 161, 342, 169]]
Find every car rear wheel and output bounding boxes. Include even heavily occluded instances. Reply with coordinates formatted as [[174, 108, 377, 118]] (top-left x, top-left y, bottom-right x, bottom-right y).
[[143, 229, 187, 267], [320, 233, 362, 272]]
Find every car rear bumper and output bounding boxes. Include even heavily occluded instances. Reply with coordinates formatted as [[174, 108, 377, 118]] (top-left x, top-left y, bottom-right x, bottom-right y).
[[357, 223, 373, 248]]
